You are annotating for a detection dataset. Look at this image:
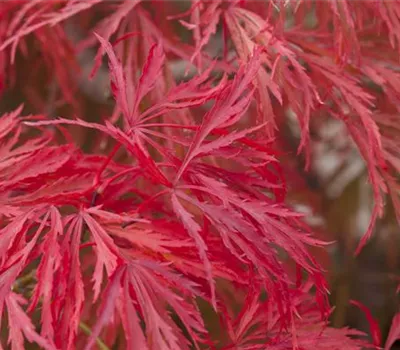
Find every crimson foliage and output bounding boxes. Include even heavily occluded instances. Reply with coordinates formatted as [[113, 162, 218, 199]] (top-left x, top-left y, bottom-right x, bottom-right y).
[[0, 1, 400, 349]]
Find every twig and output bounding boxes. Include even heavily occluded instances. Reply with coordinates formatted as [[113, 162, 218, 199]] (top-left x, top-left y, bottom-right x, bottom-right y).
[[79, 322, 110, 350]]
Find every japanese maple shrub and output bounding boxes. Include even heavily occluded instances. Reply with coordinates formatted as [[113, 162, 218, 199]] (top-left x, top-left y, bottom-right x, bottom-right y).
[[0, 1, 399, 349]]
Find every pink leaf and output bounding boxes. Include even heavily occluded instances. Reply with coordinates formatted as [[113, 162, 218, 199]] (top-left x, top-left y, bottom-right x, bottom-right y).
[[385, 312, 400, 350], [350, 300, 381, 348], [81, 211, 120, 300], [94, 33, 131, 124], [171, 192, 216, 310], [6, 293, 56, 350], [84, 265, 124, 350], [132, 42, 166, 119]]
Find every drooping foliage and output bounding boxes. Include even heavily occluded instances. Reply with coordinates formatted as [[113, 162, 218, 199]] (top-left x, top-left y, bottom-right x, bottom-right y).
[[0, 1, 400, 349]]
